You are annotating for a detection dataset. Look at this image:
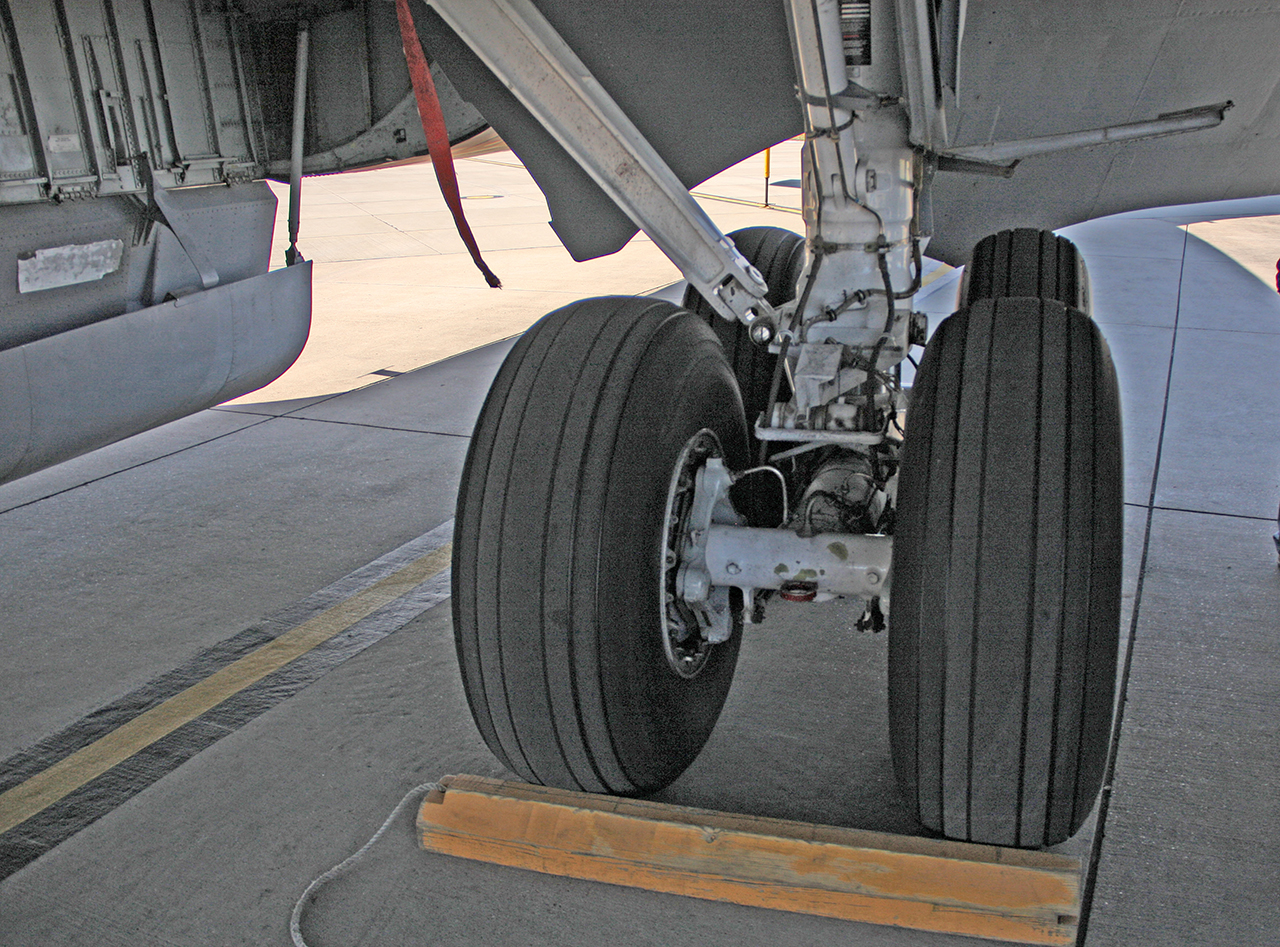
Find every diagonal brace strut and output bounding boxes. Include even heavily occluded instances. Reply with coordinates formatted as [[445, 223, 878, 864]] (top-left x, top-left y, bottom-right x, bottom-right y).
[[426, 0, 775, 329]]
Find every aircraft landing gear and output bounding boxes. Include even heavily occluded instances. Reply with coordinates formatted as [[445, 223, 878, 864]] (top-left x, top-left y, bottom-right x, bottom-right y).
[[684, 225, 805, 525], [445, 0, 1126, 851]]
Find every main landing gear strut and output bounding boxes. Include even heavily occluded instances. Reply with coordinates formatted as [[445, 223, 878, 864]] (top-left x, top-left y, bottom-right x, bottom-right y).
[[446, 0, 1123, 848]]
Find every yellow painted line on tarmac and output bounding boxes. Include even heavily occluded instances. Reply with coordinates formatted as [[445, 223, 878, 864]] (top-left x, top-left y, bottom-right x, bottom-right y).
[[0, 543, 452, 835]]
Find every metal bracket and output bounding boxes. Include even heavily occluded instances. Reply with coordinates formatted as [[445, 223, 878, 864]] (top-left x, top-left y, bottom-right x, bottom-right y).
[[427, 0, 773, 327], [801, 84, 895, 113]]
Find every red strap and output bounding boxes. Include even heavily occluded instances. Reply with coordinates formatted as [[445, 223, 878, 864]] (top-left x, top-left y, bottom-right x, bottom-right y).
[[396, 0, 502, 288]]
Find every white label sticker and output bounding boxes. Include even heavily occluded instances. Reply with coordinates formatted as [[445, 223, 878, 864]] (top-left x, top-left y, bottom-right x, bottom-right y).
[[47, 133, 81, 153], [18, 239, 125, 293]]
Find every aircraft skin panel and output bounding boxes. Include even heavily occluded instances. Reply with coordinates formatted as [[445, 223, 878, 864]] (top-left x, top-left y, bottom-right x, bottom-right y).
[[415, 0, 1280, 265], [412, 0, 801, 262], [0, 183, 276, 351], [0, 261, 311, 485], [0, 0, 477, 483], [924, 1, 1280, 262]]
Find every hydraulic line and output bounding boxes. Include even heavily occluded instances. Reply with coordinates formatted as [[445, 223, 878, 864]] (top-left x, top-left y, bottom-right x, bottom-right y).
[[285, 20, 309, 267], [760, 247, 825, 464]]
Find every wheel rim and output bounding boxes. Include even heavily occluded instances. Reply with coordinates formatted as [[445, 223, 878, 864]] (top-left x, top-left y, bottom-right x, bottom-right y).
[[659, 428, 723, 679]]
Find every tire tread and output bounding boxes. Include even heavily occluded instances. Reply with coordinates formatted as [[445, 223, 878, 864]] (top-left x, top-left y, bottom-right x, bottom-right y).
[[892, 296, 1122, 847], [453, 297, 746, 795], [966, 228, 1081, 308]]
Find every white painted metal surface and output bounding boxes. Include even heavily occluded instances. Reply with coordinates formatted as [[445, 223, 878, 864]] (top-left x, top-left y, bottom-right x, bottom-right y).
[[704, 525, 891, 598], [941, 102, 1232, 166]]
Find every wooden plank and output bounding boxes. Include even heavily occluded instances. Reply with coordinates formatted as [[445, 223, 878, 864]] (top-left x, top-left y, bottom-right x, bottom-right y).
[[417, 775, 1081, 945]]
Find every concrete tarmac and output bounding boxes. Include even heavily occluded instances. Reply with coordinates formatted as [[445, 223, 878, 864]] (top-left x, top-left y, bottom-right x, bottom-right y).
[[1, 143, 1279, 946]]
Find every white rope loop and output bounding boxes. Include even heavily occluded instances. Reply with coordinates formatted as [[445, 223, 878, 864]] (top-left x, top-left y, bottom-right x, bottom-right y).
[[289, 781, 444, 947]]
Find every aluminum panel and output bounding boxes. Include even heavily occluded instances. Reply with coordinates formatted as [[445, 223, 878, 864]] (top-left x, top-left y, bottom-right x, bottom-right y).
[[0, 261, 311, 484]]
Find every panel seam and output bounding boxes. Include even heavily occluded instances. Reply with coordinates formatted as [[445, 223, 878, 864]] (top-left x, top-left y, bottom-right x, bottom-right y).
[[1077, 226, 1188, 940]]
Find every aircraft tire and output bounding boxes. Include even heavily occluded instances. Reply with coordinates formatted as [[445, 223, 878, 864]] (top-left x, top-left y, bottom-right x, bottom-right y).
[[452, 296, 748, 795], [963, 228, 1089, 312], [889, 296, 1123, 847]]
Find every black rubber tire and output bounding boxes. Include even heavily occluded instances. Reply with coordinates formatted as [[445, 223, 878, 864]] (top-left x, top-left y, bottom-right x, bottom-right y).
[[964, 228, 1089, 312], [890, 296, 1123, 847], [452, 296, 749, 795], [683, 226, 804, 431]]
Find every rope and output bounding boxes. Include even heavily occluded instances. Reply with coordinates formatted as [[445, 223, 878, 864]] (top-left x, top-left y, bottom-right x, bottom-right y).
[[289, 781, 443, 947]]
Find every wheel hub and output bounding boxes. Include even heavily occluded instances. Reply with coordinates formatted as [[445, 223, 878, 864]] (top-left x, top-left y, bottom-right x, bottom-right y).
[[660, 429, 738, 678]]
